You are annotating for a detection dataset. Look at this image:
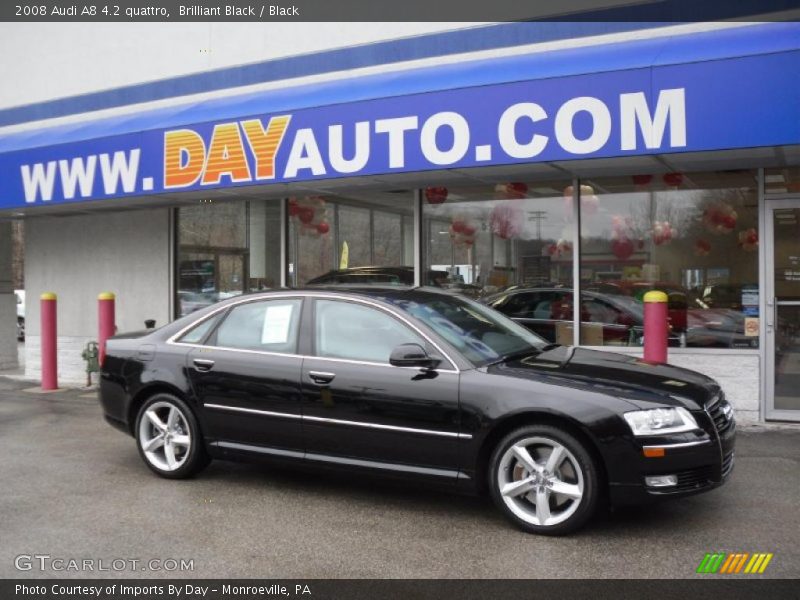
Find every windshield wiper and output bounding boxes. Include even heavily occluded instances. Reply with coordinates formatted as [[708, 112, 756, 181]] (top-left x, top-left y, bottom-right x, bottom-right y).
[[485, 348, 541, 367], [484, 344, 562, 368]]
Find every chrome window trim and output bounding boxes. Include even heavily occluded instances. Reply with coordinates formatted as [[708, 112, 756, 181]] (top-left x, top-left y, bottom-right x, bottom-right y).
[[204, 403, 472, 439], [641, 439, 712, 450], [166, 291, 460, 372]]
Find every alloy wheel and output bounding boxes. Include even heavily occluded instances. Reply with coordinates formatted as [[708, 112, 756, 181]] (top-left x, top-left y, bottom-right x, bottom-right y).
[[497, 436, 584, 527], [137, 401, 192, 472]]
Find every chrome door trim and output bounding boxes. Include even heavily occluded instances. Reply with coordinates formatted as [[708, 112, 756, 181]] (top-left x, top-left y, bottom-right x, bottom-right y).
[[642, 439, 712, 450], [204, 403, 302, 420], [204, 403, 472, 439]]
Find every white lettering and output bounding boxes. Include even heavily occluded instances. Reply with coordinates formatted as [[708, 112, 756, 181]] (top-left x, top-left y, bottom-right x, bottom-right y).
[[21, 162, 57, 203], [328, 121, 370, 174], [555, 96, 612, 155], [620, 88, 686, 150], [284, 129, 326, 178], [99, 150, 140, 194], [420, 111, 470, 165], [498, 102, 549, 158], [58, 155, 97, 199], [374, 116, 418, 168]]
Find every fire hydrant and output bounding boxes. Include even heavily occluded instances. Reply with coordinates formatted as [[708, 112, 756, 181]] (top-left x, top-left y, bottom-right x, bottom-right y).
[[81, 341, 100, 386]]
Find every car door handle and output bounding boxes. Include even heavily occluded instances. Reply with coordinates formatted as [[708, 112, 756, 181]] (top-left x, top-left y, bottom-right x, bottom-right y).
[[308, 371, 336, 385], [193, 358, 215, 372]]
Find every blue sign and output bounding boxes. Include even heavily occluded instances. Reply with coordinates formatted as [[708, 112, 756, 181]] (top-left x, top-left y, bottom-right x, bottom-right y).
[[0, 50, 798, 210]]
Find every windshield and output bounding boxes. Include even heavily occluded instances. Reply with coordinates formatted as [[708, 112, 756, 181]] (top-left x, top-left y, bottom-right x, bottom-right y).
[[383, 293, 549, 367]]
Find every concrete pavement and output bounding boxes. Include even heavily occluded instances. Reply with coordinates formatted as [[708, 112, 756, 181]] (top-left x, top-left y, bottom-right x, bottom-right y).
[[1, 376, 798, 579]]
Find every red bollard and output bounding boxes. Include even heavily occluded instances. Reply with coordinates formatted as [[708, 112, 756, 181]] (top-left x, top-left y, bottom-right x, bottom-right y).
[[98, 292, 116, 367], [643, 290, 669, 364], [40, 292, 58, 390]]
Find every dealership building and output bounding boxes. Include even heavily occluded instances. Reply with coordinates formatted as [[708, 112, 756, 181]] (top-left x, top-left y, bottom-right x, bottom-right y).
[[0, 19, 798, 423]]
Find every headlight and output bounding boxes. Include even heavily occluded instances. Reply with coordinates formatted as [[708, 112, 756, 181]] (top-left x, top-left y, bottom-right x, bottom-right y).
[[623, 407, 699, 436]]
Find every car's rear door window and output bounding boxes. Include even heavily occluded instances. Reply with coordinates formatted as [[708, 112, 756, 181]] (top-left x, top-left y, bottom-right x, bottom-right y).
[[213, 298, 302, 354]]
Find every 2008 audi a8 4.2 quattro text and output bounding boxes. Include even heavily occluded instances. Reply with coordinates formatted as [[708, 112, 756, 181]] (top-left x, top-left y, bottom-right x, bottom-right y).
[[99, 288, 735, 535]]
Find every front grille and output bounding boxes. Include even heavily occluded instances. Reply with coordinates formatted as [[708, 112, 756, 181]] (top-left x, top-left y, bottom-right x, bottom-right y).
[[705, 394, 733, 434], [674, 465, 715, 492]]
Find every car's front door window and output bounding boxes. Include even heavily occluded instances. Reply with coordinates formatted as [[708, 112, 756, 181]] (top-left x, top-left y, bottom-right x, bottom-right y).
[[314, 300, 426, 364]]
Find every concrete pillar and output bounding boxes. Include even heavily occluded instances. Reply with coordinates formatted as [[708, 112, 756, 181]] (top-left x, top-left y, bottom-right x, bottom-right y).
[[0, 222, 18, 370]]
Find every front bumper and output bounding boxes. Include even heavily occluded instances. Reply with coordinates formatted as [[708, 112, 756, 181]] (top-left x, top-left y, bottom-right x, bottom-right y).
[[609, 410, 736, 506]]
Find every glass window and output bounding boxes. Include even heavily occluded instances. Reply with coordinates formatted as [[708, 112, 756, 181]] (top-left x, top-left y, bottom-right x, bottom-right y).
[[177, 313, 223, 345], [384, 293, 547, 367], [176, 199, 282, 317], [289, 192, 414, 287], [422, 181, 574, 300], [487, 290, 575, 345], [314, 300, 425, 363], [765, 166, 800, 195], [214, 299, 302, 354], [578, 171, 759, 348]]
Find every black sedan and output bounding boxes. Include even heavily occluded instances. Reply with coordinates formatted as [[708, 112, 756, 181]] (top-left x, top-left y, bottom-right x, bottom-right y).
[[99, 288, 735, 535]]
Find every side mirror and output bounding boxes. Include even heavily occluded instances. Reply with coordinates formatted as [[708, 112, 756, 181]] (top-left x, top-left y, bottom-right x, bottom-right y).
[[389, 343, 441, 369]]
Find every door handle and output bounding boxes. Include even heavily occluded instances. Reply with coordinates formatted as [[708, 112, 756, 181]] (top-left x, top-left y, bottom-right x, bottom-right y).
[[308, 371, 336, 385], [193, 358, 215, 372]]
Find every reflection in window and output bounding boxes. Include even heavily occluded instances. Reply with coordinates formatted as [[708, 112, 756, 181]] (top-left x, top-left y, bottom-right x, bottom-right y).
[[422, 181, 573, 301], [176, 200, 282, 318], [314, 300, 424, 363], [288, 192, 414, 287], [578, 171, 759, 348]]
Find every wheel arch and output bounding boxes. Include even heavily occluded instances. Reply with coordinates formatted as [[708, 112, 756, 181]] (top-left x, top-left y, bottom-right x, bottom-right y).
[[127, 383, 195, 436], [474, 410, 609, 499]]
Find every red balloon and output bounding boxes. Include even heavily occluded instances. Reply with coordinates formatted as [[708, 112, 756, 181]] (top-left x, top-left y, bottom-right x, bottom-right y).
[[506, 182, 528, 199], [425, 187, 448, 204], [451, 220, 466, 234], [462, 225, 476, 236], [632, 174, 653, 186], [663, 172, 684, 187], [299, 206, 315, 224], [316, 221, 330, 234], [612, 238, 634, 260]]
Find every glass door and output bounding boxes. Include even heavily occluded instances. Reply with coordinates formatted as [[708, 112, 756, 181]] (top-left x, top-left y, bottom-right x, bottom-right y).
[[766, 199, 800, 420]]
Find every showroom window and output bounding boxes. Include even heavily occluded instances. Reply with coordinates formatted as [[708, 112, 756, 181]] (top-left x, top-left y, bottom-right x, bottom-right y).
[[288, 191, 414, 286], [176, 199, 282, 317], [422, 181, 574, 299], [578, 171, 759, 348]]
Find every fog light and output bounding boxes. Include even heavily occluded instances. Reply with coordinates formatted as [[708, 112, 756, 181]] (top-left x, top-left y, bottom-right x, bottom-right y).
[[645, 475, 678, 488]]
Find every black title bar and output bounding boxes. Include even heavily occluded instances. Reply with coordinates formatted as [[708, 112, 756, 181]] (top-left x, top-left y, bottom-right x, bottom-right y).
[[2, 0, 800, 22]]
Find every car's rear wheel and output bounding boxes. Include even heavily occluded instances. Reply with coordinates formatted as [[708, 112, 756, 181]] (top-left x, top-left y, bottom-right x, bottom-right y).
[[489, 424, 599, 535], [16, 317, 24, 341], [135, 394, 209, 479]]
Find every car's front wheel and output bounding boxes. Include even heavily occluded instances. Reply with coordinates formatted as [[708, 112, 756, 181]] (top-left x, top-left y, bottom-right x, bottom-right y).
[[489, 424, 599, 535], [135, 394, 209, 479]]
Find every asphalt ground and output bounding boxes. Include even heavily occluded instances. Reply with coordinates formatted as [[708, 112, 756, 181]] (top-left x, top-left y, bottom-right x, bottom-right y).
[[0, 376, 798, 580]]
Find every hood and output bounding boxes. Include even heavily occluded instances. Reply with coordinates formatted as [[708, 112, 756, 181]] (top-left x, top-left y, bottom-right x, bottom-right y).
[[487, 346, 718, 411]]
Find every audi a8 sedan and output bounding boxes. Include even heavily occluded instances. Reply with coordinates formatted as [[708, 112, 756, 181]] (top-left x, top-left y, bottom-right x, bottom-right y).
[[100, 287, 735, 535]]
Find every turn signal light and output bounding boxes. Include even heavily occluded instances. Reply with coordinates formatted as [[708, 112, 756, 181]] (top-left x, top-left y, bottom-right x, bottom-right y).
[[643, 447, 665, 458]]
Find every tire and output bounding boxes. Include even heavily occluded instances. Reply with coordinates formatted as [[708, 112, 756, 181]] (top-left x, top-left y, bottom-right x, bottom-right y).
[[135, 393, 210, 479], [489, 424, 599, 535], [17, 317, 24, 341]]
